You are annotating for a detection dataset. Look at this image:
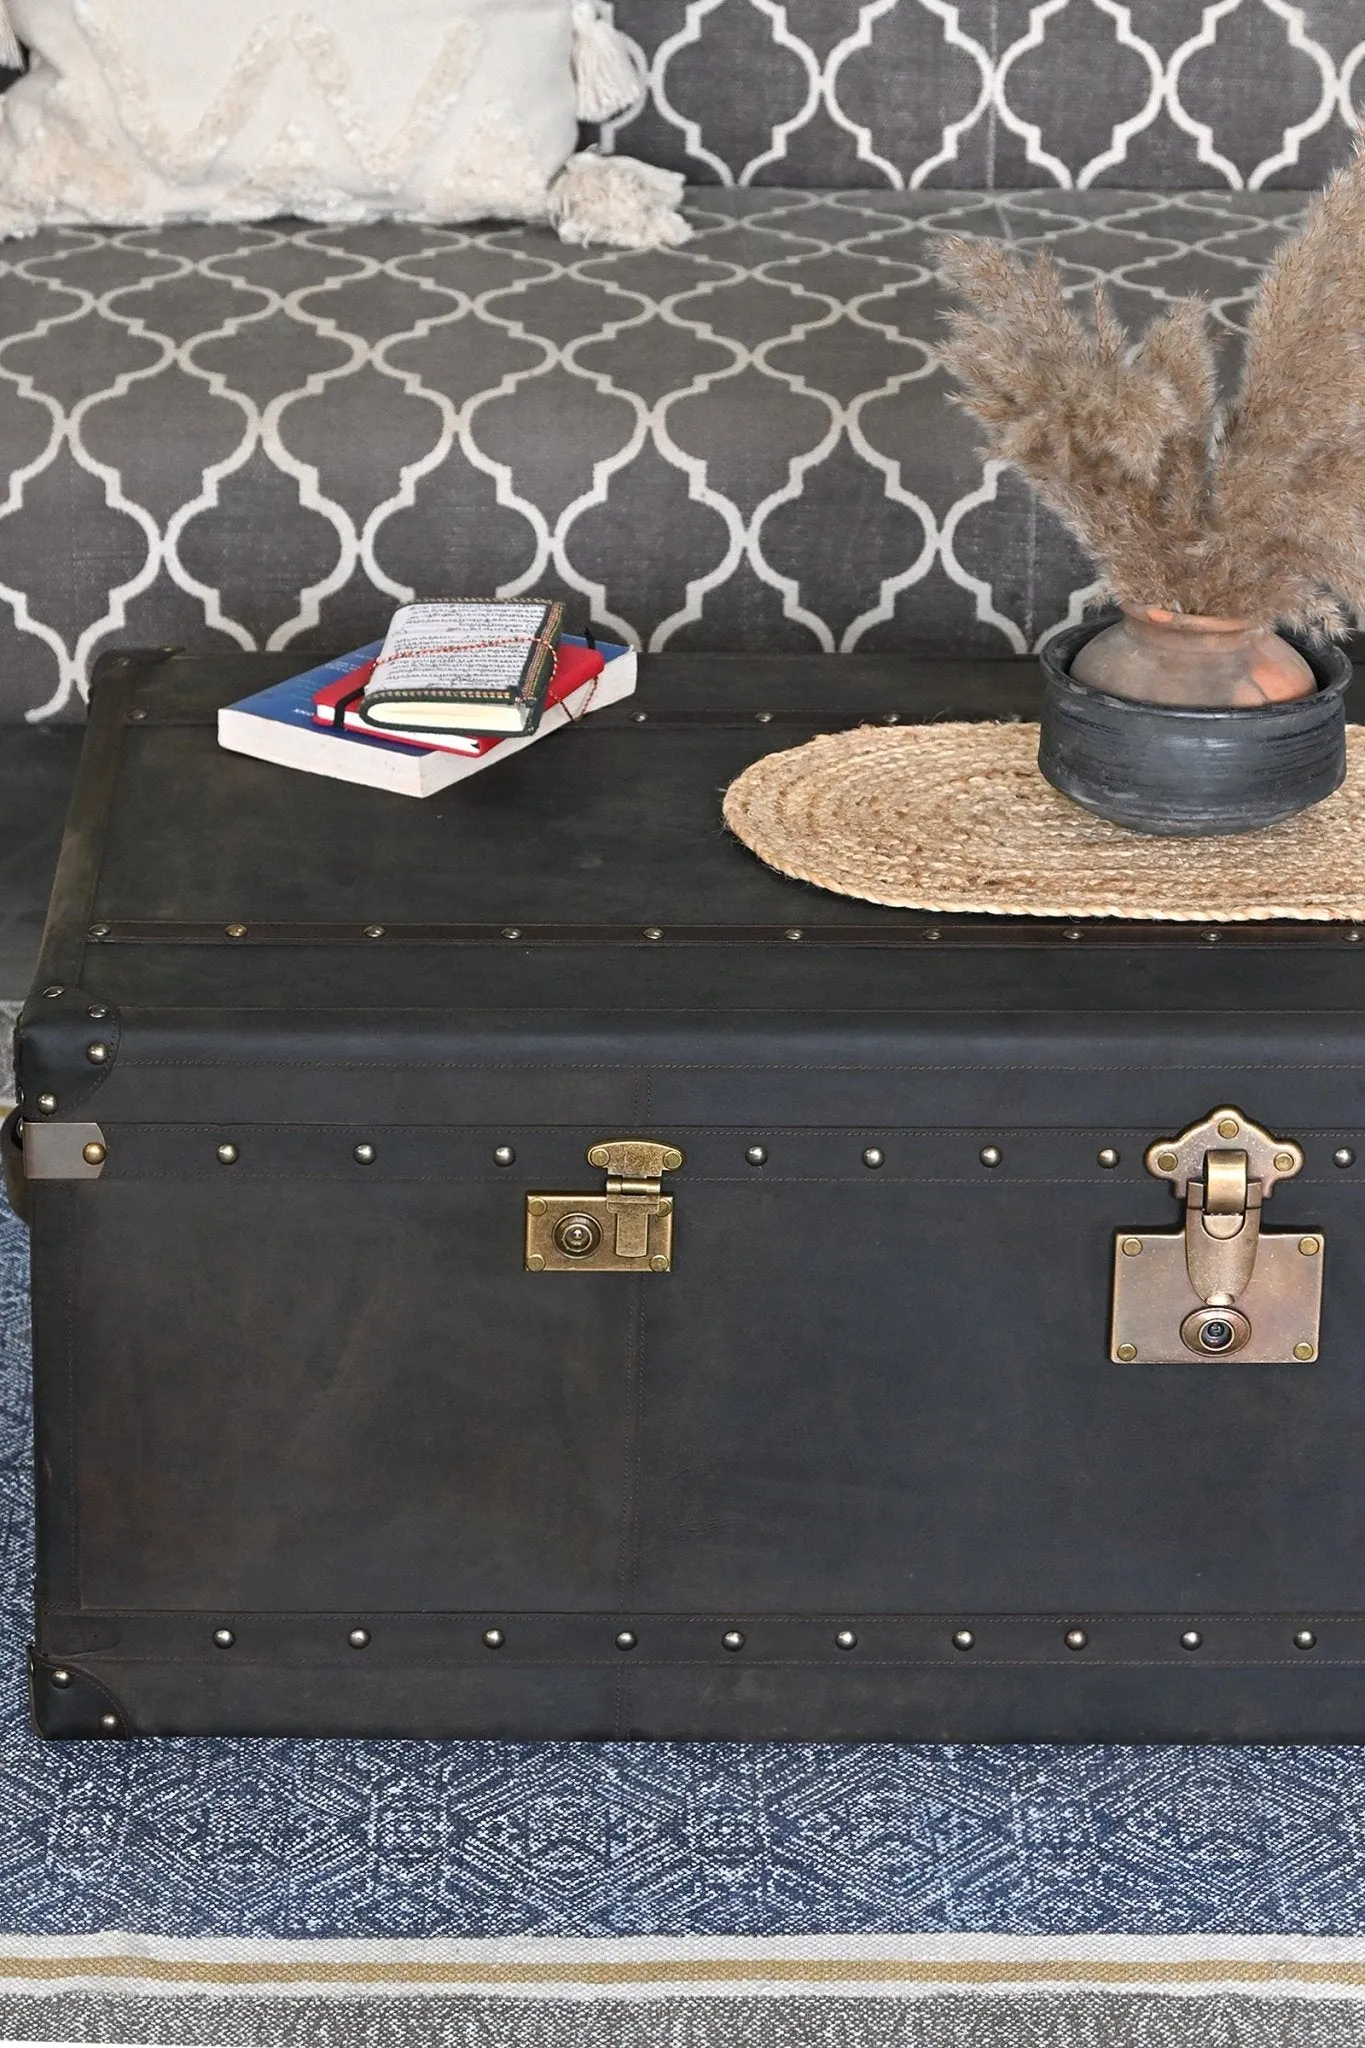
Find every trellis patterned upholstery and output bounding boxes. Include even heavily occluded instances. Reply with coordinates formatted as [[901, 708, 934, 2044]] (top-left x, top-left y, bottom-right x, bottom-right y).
[[0, 1, 1359, 720]]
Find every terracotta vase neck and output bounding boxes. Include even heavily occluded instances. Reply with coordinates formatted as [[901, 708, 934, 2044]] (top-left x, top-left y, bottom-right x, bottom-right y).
[[1123, 605, 1253, 641], [1068, 606, 1316, 707]]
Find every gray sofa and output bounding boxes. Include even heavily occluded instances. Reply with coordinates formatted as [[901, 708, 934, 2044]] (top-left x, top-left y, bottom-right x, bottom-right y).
[[0, 0, 1360, 721]]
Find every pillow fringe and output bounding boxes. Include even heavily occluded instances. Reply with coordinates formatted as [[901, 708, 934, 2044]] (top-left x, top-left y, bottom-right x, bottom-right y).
[[548, 150, 691, 250], [570, 1, 641, 122], [0, 2, 22, 72]]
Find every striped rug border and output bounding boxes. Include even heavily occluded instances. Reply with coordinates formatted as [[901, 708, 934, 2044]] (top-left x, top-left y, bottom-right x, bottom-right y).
[[1, 1935, 1365, 2002]]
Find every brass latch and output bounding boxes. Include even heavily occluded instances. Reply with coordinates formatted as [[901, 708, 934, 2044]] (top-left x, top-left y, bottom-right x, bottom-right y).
[[525, 1140, 683, 1273], [1110, 1107, 1322, 1363]]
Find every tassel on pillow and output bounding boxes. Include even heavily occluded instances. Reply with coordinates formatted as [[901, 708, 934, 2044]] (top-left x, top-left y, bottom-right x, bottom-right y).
[[570, 0, 642, 122], [0, 0, 22, 71], [549, 151, 692, 251]]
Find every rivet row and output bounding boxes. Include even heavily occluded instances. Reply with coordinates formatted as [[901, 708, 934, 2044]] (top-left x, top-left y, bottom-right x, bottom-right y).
[[212, 1626, 373, 1650], [53, 1622, 1333, 1679], [178, 1140, 1361, 1176]]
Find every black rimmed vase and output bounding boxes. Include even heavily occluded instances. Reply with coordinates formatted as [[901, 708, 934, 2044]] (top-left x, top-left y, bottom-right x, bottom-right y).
[[1038, 613, 1352, 837]]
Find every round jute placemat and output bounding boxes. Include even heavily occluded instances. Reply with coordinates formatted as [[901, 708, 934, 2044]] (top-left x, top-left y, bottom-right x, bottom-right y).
[[722, 721, 1365, 922]]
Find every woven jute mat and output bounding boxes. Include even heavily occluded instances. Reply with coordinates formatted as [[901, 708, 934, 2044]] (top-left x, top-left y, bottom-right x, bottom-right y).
[[722, 721, 1365, 922]]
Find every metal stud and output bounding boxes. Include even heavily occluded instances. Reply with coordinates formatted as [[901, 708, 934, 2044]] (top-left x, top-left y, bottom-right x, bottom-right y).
[[755, 711, 773, 724], [87, 1005, 109, 1021], [1097, 1148, 1120, 1168], [100, 1713, 119, 1733], [502, 928, 522, 940], [50, 1668, 73, 1688], [348, 1628, 371, 1649], [483, 1628, 505, 1649], [746, 1145, 768, 1165], [85, 1042, 109, 1065], [1347, 930, 1362, 943], [1116, 1343, 1138, 1362], [922, 927, 941, 941], [41, 986, 64, 999], [494, 1146, 516, 1166], [1065, 1628, 1088, 1651], [979, 1145, 1002, 1168], [1336, 1148, 1356, 1168], [87, 923, 110, 940], [862, 1147, 885, 1169], [632, 710, 648, 723], [882, 711, 900, 725], [1294, 1629, 1317, 1650], [722, 1630, 745, 1651], [1299, 1237, 1321, 1257], [363, 925, 385, 939], [835, 1629, 857, 1650], [128, 707, 147, 722], [225, 924, 248, 940], [1064, 928, 1083, 942], [216, 1143, 239, 1165], [615, 1631, 637, 1651], [353, 1143, 376, 1165], [785, 928, 804, 941], [1204, 930, 1222, 944], [213, 1629, 235, 1648], [1121, 1238, 1143, 1257], [82, 1142, 106, 1167], [1294, 1342, 1316, 1361], [36, 1095, 56, 1115], [952, 1630, 974, 1651], [1181, 1630, 1202, 1651], [643, 927, 664, 941]]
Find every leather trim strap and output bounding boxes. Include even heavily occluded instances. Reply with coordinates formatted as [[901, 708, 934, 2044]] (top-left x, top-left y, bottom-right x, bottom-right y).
[[80, 919, 1365, 948]]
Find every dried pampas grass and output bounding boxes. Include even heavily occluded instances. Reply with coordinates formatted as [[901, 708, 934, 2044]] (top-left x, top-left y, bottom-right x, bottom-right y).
[[934, 135, 1365, 637]]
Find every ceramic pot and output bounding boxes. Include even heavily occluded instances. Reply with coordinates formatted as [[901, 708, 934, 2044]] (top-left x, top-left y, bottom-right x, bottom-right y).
[[1038, 614, 1351, 836], [1069, 605, 1317, 707]]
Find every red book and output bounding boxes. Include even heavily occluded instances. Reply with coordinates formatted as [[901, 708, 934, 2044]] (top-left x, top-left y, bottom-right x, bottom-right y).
[[313, 642, 606, 757]]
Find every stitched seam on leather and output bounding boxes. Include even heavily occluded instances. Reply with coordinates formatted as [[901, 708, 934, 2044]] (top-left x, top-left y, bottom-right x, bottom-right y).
[[66, 1209, 80, 1610], [53, 1655, 1365, 1673], [106, 1064, 1365, 1081], [46, 1609, 1365, 1622], [615, 1282, 644, 1617], [44, 1608, 1365, 1621]]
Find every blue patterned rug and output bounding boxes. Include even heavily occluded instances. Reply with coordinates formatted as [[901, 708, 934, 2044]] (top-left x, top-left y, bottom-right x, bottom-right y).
[[10, 1200, 1365, 2046]]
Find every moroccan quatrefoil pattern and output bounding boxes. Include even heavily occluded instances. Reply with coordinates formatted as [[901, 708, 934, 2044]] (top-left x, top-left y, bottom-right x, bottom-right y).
[[605, 0, 1365, 192], [0, 189, 1315, 719]]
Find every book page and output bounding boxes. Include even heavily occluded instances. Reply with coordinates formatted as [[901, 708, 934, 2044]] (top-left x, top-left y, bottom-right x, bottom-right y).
[[370, 602, 552, 699]]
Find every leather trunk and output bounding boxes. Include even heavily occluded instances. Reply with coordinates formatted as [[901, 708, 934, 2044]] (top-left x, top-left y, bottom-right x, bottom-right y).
[[12, 645, 1365, 1742]]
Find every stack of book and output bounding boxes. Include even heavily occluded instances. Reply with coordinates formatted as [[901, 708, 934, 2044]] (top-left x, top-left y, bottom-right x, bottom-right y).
[[218, 600, 636, 797]]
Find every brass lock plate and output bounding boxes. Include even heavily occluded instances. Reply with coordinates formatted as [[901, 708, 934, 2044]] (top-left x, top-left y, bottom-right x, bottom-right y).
[[1111, 1106, 1322, 1364], [1111, 1230, 1322, 1363], [526, 1140, 682, 1273]]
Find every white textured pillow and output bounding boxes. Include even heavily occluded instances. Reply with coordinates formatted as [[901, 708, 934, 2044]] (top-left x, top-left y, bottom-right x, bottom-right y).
[[0, 0, 684, 244]]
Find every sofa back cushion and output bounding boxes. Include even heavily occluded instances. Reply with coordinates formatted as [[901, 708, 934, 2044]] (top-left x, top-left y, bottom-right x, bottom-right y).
[[607, 0, 1361, 190], [0, 0, 582, 235]]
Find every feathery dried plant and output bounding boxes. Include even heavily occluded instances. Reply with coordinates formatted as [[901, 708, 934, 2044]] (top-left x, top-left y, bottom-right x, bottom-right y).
[[934, 136, 1365, 636]]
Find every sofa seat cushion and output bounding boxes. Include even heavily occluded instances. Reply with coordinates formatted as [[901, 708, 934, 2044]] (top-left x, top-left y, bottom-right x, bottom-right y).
[[0, 187, 1308, 718]]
